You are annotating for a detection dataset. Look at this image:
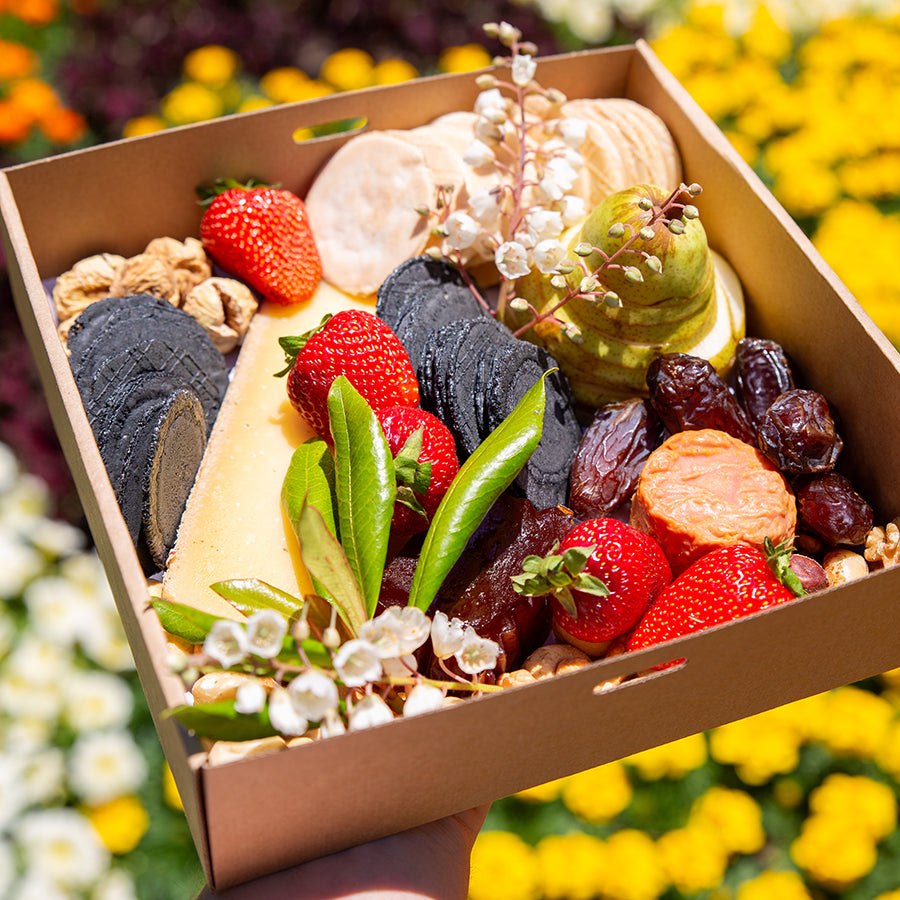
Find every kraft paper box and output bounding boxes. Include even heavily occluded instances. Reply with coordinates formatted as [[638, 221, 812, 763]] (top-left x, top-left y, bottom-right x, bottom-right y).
[[4, 41, 900, 890]]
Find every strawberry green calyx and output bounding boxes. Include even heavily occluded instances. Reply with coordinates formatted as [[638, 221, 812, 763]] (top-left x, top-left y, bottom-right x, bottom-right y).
[[511, 543, 609, 619], [275, 314, 334, 377], [392, 426, 432, 521], [196, 176, 273, 207], [764, 537, 807, 598]]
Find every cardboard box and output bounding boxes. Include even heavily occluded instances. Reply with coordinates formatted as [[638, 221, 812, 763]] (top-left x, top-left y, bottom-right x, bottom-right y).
[[4, 41, 900, 890]]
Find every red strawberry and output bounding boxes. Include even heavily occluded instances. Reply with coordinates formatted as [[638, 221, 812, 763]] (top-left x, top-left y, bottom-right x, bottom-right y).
[[280, 309, 420, 440], [200, 181, 321, 305], [626, 540, 805, 662], [375, 405, 459, 535], [512, 517, 672, 658]]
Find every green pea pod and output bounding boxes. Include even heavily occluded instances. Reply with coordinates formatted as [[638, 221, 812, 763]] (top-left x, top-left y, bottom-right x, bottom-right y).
[[209, 578, 305, 621], [407, 372, 548, 612], [328, 376, 396, 619]]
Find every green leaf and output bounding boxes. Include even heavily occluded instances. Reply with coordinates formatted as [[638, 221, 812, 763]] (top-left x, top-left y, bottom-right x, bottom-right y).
[[295, 498, 367, 634], [407, 372, 549, 612], [328, 376, 396, 619], [150, 599, 223, 644], [209, 578, 306, 621], [165, 700, 278, 742], [282, 438, 338, 539]]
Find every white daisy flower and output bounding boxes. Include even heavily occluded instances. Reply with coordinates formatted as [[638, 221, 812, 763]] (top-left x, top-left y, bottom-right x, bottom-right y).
[[14, 807, 110, 890], [67, 731, 148, 805], [63, 670, 133, 732]]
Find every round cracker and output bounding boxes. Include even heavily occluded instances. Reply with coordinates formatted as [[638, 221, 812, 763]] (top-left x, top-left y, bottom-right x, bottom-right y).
[[304, 131, 438, 297]]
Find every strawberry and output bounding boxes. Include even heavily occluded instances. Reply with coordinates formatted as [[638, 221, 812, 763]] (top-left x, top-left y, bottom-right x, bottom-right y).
[[279, 309, 420, 440], [512, 517, 672, 657], [626, 539, 805, 661], [375, 405, 459, 535], [199, 180, 321, 305]]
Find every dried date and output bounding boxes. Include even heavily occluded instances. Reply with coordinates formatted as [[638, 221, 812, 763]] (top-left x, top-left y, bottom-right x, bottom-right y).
[[733, 337, 795, 428], [646, 352, 755, 444], [757, 389, 842, 474], [569, 398, 664, 517], [797, 472, 874, 547]]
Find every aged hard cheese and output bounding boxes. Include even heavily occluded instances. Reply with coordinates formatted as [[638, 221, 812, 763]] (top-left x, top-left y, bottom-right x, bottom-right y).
[[160, 284, 372, 620]]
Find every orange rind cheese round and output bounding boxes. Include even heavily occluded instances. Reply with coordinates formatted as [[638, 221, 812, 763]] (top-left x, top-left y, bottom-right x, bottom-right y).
[[630, 428, 796, 575]]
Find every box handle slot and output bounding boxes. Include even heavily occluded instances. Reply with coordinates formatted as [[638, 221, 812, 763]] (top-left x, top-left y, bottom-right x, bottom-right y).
[[292, 116, 368, 144], [592, 657, 687, 695]]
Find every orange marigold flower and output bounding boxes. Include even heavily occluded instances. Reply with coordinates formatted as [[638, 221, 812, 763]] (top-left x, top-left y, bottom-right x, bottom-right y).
[[0, 40, 36, 80], [0, 98, 33, 143], [39, 106, 86, 144], [8, 0, 59, 25], [8, 77, 59, 119]]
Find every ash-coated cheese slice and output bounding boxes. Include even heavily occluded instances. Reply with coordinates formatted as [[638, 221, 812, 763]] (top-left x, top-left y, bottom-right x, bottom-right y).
[[161, 283, 372, 620], [630, 428, 797, 576]]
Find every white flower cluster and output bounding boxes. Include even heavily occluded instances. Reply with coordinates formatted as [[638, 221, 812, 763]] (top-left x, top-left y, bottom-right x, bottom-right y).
[[0, 442, 148, 900], [435, 23, 588, 284], [199, 605, 501, 739]]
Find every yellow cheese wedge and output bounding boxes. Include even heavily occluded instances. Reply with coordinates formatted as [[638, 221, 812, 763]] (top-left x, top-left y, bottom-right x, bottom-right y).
[[160, 284, 372, 619]]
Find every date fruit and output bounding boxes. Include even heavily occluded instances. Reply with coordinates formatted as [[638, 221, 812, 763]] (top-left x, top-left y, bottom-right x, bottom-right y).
[[569, 398, 664, 518], [733, 337, 795, 428], [797, 472, 874, 547], [757, 389, 842, 474], [647, 352, 755, 444], [422, 494, 573, 680]]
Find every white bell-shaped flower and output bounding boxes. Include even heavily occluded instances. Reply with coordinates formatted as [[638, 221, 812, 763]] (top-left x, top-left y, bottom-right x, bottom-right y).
[[203, 620, 247, 669], [403, 683, 445, 717], [267, 686, 308, 737], [288, 669, 339, 722], [244, 609, 288, 659], [454, 626, 500, 675], [332, 638, 383, 687], [430, 611, 466, 660], [495, 241, 531, 279], [347, 693, 394, 731]]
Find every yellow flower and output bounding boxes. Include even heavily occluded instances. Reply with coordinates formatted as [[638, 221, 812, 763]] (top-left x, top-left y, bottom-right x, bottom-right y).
[[320, 48, 375, 92], [83, 795, 149, 855], [122, 115, 166, 138], [790, 814, 878, 890], [162, 762, 183, 811], [601, 829, 669, 900], [689, 786, 766, 856], [624, 732, 708, 780], [873, 891, 900, 900], [514, 776, 567, 803], [708, 708, 802, 785], [772, 777, 805, 809], [535, 833, 607, 900], [183, 45, 240, 88], [740, 5, 793, 64], [807, 773, 897, 842], [161, 82, 225, 125], [735, 869, 813, 900], [440, 43, 493, 73], [468, 831, 540, 900], [561, 761, 632, 823], [658, 823, 729, 894], [260, 68, 334, 104], [373, 58, 417, 85], [813, 685, 895, 759]]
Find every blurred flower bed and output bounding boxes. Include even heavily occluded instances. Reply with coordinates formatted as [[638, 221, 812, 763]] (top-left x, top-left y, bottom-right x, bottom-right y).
[[5, 1, 900, 898]]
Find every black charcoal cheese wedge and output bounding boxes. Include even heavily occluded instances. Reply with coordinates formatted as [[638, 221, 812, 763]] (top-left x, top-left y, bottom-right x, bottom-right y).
[[142, 386, 207, 571], [484, 341, 581, 509], [376, 256, 475, 330], [69, 294, 228, 434], [78, 337, 226, 436], [67, 293, 175, 361]]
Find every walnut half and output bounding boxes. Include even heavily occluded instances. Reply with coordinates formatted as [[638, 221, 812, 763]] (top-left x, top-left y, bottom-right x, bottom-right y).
[[182, 277, 259, 353], [865, 519, 900, 568]]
